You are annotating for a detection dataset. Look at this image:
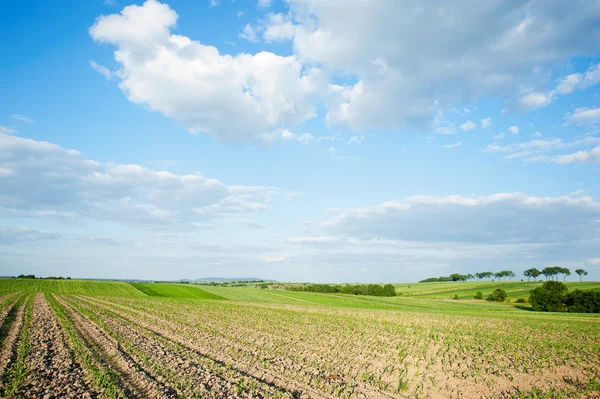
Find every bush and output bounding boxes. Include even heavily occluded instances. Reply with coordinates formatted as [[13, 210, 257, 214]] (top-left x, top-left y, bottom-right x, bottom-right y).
[[486, 288, 507, 302], [474, 291, 483, 300], [529, 281, 568, 312], [452, 294, 459, 300], [565, 289, 600, 313], [515, 298, 527, 303]]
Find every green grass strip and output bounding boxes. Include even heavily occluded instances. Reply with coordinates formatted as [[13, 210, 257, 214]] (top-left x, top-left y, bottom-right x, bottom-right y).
[[2, 295, 33, 398]]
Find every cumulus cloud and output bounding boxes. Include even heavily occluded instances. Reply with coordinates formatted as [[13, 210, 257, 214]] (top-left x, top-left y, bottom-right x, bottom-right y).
[[257, 0, 273, 7], [520, 92, 553, 110], [91, 0, 600, 137], [0, 133, 276, 230], [0, 127, 17, 135], [289, 0, 600, 129], [347, 135, 364, 145], [532, 147, 600, 164], [263, 13, 295, 42], [493, 132, 505, 140], [323, 193, 600, 244], [239, 23, 259, 42], [459, 120, 476, 131], [481, 118, 492, 128], [508, 125, 519, 135], [566, 108, 600, 125], [90, 0, 322, 141]]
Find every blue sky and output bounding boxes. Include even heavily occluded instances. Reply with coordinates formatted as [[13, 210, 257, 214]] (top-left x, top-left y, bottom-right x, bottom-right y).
[[1, 0, 600, 282]]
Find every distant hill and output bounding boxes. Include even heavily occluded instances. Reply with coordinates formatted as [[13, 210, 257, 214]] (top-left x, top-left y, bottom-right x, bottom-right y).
[[187, 277, 276, 283]]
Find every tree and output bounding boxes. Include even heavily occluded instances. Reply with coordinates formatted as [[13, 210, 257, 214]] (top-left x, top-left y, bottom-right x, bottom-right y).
[[476, 272, 494, 281], [575, 269, 588, 282], [541, 267, 560, 281], [523, 268, 541, 282], [505, 270, 515, 280], [559, 267, 570, 282], [529, 281, 568, 312], [474, 291, 483, 300], [486, 288, 507, 302]]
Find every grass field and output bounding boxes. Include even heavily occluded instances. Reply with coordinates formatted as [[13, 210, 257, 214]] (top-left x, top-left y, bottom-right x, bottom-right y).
[[0, 278, 598, 399], [392, 280, 600, 301], [0, 278, 144, 296], [128, 282, 225, 299]]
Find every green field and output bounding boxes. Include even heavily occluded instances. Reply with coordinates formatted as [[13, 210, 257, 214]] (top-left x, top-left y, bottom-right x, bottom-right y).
[[393, 280, 600, 301], [0, 278, 144, 296], [1, 278, 599, 398], [128, 282, 225, 299]]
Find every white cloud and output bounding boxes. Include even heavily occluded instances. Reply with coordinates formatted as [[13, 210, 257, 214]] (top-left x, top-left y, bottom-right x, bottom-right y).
[[0, 127, 17, 135], [556, 73, 583, 95], [0, 133, 276, 230], [443, 142, 461, 149], [263, 13, 295, 42], [493, 132, 505, 140], [541, 147, 600, 164], [520, 92, 553, 110], [459, 120, 476, 131], [347, 135, 364, 145], [486, 136, 600, 163], [11, 115, 34, 124], [90, 0, 321, 141], [566, 107, 600, 125], [323, 193, 600, 244], [481, 117, 492, 128], [91, 0, 600, 136], [261, 255, 286, 262], [533, 131, 543, 137], [590, 258, 600, 265], [508, 125, 519, 135], [288, 0, 600, 130], [0, 226, 62, 245], [257, 0, 273, 7], [89, 60, 112, 79], [239, 23, 259, 42]]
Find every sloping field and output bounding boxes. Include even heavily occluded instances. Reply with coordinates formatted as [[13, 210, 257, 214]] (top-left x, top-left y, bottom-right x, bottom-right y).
[[0, 279, 598, 398], [0, 278, 145, 296], [129, 282, 225, 299], [394, 281, 600, 300]]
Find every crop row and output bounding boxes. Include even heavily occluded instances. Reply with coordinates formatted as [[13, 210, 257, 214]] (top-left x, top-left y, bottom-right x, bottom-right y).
[[75, 295, 600, 399]]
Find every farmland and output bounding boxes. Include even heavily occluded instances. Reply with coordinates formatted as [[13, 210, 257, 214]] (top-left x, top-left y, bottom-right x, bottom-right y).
[[0, 279, 598, 398]]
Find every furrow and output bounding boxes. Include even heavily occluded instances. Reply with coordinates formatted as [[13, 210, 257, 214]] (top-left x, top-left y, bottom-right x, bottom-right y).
[[66, 295, 300, 399], [80, 295, 399, 399], [0, 295, 27, 381], [18, 293, 102, 399], [54, 295, 177, 399]]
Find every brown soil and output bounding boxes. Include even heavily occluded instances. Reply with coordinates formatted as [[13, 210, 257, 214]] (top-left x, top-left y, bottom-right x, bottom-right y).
[[18, 293, 101, 399], [0, 296, 26, 381]]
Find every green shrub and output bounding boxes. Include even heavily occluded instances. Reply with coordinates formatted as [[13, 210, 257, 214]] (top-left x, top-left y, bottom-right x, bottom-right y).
[[474, 291, 483, 300], [486, 288, 507, 302], [452, 294, 459, 300], [529, 281, 568, 312], [515, 298, 527, 303], [565, 289, 600, 313]]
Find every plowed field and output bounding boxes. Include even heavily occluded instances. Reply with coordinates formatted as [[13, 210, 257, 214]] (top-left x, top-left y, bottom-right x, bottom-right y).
[[0, 284, 598, 399]]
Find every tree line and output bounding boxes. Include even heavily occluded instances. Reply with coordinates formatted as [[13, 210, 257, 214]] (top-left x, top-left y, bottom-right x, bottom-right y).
[[287, 283, 397, 297], [420, 267, 588, 283], [529, 281, 599, 313]]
